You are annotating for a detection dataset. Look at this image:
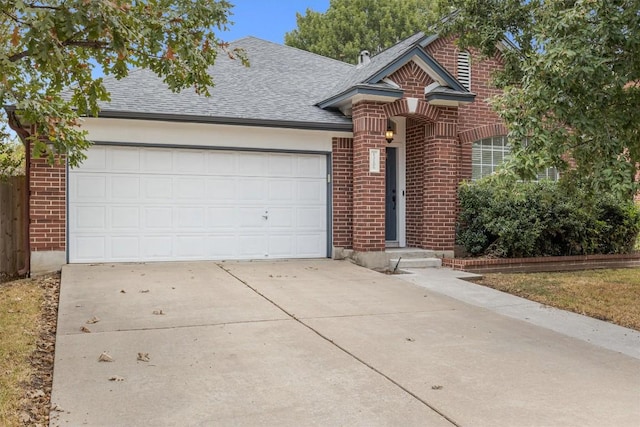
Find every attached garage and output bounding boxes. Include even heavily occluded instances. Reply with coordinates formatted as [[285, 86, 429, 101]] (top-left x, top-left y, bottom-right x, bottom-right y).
[[68, 145, 329, 263]]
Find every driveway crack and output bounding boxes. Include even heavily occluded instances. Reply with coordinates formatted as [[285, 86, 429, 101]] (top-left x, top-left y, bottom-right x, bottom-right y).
[[218, 264, 461, 427]]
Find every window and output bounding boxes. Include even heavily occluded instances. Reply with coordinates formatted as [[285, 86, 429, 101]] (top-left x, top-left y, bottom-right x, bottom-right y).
[[472, 136, 558, 181], [472, 136, 509, 179], [457, 51, 471, 91]]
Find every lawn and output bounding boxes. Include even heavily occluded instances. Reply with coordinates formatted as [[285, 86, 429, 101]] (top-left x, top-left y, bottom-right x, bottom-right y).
[[474, 268, 640, 331], [0, 274, 59, 427]]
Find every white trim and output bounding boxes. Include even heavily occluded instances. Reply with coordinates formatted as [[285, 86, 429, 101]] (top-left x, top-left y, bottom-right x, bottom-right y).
[[81, 118, 347, 152], [386, 140, 406, 247], [406, 98, 419, 114]]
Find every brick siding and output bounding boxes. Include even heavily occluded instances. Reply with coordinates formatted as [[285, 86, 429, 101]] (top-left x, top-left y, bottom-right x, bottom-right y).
[[352, 101, 387, 251], [332, 137, 354, 248], [29, 152, 66, 251]]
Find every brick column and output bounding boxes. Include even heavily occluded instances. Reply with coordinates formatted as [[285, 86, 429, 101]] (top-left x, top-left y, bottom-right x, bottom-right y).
[[332, 137, 354, 248], [423, 108, 459, 251], [29, 146, 66, 274], [351, 101, 387, 252], [405, 118, 426, 247]]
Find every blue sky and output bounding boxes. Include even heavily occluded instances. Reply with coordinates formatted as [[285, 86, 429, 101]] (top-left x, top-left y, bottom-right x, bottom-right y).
[[220, 1, 330, 44]]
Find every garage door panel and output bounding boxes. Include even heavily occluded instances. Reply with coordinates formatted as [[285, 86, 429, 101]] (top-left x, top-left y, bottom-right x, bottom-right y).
[[268, 234, 294, 257], [175, 177, 205, 200], [206, 151, 236, 175], [237, 235, 267, 258], [268, 180, 294, 202], [76, 146, 107, 171], [176, 151, 205, 174], [73, 236, 106, 261], [176, 207, 206, 229], [268, 207, 294, 228], [297, 156, 325, 178], [297, 180, 325, 203], [268, 154, 294, 177], [72, 206, 106, 230], [70, 146, 327, 263], [207, 207, 237, 228], [238, 152, 268, 176], [206, 178, 236, 201], [297, 207, 326, 229], [238, 207, 268, 228], [73, 175, 106, 200], [144, 207, 173, 229], [111, 236, 140, 259], [208, 235, 238, 257], [111, 176, 140, 200], [175, 235, 207, 259], [296, 234, 324, 257], [110, 147, 140, 171], [238, 178, 267, 201], [141, 236, 173, 259], [111, 206, 140, 229]]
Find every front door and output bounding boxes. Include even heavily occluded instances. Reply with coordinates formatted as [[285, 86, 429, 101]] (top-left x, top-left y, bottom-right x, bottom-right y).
[[385, 147, 397, 242]]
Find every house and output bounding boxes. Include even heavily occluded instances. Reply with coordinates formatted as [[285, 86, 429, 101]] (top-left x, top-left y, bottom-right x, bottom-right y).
[[22, 32, 508, 274]]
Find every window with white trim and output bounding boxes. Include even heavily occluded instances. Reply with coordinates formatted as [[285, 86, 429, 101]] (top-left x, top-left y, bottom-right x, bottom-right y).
[[472, 136, 509, 179], [457, 51, 471, 91], [472, 136, 558, 181]]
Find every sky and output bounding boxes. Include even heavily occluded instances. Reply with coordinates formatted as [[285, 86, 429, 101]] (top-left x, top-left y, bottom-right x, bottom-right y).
[[220, 0, 330, 44]]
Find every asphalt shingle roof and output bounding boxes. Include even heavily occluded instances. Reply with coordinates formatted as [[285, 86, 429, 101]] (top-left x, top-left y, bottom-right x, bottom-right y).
[[99, 37, 354, 128]]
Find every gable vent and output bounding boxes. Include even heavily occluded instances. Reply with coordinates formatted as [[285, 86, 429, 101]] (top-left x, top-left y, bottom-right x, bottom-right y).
[[457, 51, 471, 91]]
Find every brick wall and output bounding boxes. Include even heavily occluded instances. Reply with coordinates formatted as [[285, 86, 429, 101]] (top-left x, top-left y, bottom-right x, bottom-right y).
[[352, 101, 387, 252], [332, 137, 354, 248], [405, 118, 425, 247], [29, 153, 66, 252], [425, 37, 505, 136], [389, 62, 434, 99], [422, 108, 459, 250]]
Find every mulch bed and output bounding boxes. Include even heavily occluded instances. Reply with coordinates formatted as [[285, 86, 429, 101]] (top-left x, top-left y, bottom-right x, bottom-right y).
[[18, 273, 60, 426]]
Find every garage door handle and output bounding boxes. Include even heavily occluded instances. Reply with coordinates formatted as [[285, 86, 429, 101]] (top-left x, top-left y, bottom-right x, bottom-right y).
[[262, 210, 269, 220]]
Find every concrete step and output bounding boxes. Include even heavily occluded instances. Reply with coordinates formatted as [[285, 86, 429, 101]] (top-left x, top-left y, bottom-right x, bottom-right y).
[[385, 248, 437, 259], [389, 257, 442, 270]]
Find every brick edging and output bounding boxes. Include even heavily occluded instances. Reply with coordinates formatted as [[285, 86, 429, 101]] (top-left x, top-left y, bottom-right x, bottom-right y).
[[443, 253, 640, 273]]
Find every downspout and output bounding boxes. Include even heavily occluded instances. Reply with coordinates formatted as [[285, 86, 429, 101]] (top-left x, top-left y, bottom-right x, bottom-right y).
[[7, 109, 31, 276]]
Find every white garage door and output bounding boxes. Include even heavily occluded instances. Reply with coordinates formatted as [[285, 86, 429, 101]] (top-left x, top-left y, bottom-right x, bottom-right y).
[[68, 145, 328, 263]]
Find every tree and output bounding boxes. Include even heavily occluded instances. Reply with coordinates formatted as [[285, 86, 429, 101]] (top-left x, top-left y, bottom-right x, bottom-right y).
[[0, 131, 24, 179], [1, 0, 247, 167], [284, 0, 435, 63], [438, 0, 640, 199]]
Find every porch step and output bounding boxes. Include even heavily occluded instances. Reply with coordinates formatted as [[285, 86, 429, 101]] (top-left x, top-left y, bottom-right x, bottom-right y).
[[385, 248, 437, 259], [389, 257, 442, 270]]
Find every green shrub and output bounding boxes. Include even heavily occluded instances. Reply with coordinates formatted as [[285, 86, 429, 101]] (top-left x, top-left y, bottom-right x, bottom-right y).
[[456, 180, 640, 258]]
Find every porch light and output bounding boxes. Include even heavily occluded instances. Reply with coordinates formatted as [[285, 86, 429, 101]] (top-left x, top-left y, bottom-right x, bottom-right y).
[[385, 124, 394, 144]]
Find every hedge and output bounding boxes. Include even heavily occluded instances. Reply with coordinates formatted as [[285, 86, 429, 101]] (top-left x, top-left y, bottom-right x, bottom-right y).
[[457, 180, 640, 258]]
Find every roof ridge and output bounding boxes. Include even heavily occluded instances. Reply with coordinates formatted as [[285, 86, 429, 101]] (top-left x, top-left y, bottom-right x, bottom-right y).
[[231, 36, 355, 68]]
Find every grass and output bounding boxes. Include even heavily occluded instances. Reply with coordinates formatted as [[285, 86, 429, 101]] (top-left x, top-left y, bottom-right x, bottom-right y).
[[474, 269, 640, 331], [0, 278, 44, 426]]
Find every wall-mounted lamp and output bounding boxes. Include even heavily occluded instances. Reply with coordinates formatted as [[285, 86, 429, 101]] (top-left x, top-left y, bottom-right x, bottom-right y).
[[385, 120, 395, 144]]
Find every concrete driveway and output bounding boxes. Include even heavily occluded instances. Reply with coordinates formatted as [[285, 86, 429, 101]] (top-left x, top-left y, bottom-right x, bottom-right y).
[[50, 260, 640, 426]]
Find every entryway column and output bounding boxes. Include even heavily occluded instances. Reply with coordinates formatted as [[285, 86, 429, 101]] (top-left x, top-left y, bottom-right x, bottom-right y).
[[351, 101, 387, 252], [423, 109, 459, 253]]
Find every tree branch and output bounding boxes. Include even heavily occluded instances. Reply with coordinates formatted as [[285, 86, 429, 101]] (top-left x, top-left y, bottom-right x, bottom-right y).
[[8, 40, 111, 62]]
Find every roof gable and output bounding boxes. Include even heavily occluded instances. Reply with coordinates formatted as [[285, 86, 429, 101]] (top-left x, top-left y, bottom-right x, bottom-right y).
[[318, 32, 472, 110]]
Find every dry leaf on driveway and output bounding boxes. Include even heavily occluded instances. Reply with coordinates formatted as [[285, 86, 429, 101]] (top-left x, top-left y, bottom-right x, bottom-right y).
[[80, 326, 91, 333], [137, 352, 150, 362], [108, 376, 125, 382], [98, 352, 114, 362], [86, 316, 100, 324], [152, 309, 165, 315]]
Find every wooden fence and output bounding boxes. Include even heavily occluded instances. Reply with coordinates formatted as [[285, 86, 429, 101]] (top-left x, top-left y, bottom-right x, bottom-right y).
[[0, 176, 27, 276]]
